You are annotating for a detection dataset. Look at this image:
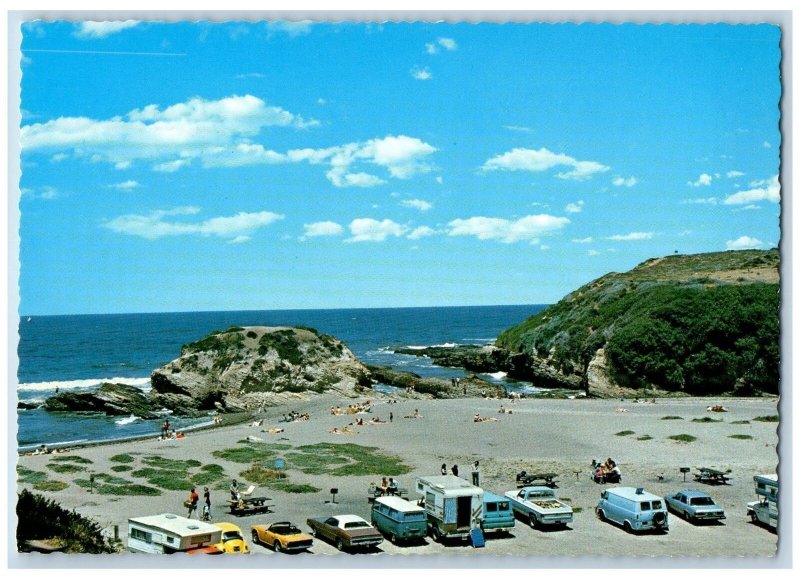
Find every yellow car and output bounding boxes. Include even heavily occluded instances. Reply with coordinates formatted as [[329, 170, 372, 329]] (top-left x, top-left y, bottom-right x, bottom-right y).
[[213, 522, 250, 554], [250, 521, 314, 553]]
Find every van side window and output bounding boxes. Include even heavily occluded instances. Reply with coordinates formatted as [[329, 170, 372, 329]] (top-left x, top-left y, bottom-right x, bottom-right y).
[[498, 502, 510, 511], [486, 502, 497, 512], [601, 491, 608, 500], [651, 500, 663, 510], [639, 501, 651, 511]]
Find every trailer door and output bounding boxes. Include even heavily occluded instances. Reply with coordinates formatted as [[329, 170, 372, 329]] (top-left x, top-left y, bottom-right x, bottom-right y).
[[457, 496, 472, 528]]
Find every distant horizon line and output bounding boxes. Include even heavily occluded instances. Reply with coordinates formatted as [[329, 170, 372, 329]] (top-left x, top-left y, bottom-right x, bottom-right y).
[[18, 302, 552, 319]]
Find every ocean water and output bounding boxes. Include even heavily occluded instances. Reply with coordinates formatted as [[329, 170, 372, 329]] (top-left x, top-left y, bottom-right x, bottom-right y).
[[15, 305, 546, 448]]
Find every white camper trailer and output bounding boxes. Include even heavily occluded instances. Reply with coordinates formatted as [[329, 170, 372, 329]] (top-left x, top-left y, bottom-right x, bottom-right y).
[[415, 475, 483, 542], [127, 513, 222, 554], [747, 474, 778, 530]]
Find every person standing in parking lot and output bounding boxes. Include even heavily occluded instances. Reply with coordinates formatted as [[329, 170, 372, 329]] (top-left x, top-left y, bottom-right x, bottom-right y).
[[472, 461, 480, 486]]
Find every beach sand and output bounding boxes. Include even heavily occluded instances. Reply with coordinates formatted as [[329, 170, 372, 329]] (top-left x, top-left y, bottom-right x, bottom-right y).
[[16, 394, 780, 558]]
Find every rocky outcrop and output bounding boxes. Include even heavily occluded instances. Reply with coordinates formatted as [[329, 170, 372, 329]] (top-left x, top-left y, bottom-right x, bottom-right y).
[[394, 345, 582, 391], [44, 383, 159, 418], [148, 326, 372, 414], [365, 365, 504, 399]]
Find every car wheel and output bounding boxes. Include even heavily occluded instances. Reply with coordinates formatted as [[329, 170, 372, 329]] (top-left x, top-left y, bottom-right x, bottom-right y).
[[431, 527, 442, 543], [529, 513, 538, 528], [623, 521, 633, 534], [750, 512, 758, 523], [251, 530, 260, 545], [388, 533, 396, 545], [336, 538, 345, 552], [597, 509, 606, 522], [274, 541, 282, 553]]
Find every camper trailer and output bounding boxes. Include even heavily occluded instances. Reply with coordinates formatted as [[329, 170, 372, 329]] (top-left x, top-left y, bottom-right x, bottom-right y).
[[747, 474, 778, 530], [416, 475, 483, 542], [127, 513, 222, 554]]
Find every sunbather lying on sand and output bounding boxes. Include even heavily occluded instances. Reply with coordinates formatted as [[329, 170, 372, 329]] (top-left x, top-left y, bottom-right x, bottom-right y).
[[330, 426, 358, 435], [615, 408, 629, 413], [261, 427, 284, 434], [473, 414, 499, 423], [368, 417, 386, 424], [707, 405, 729, 412], [404, 409, 422, 419]]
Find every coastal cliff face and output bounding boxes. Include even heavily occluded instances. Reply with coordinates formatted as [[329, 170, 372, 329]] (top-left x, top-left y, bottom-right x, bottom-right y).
[[149, 326, 372, 413], [496, 249, 780, 397]]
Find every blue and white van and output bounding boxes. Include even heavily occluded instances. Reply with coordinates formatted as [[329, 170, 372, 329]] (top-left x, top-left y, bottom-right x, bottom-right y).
[[596, 487, 669, 533], [481, 491, 515, 533], [370, 496, 428, 544]]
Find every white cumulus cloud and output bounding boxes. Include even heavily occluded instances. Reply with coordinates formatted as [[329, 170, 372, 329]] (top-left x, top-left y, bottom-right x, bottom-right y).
[[613, 176, 638, 187], [425, 37, 458, 54], [565, 200, 584, 214], [266, 21, 314, 37], [726, 236, 764, 250], [411, 66, 432, 80], [111, 180, 139, 190], [302, 221, 344, 239], [346, 218, 407, 242], [103, 207, 283, 240], [606, 232, 654, 241], [572, 236, 593, 244], [726, 170, 745, 178], [681, 197, 718, 205], [688, 173, 713, 187], [401, 199, 433, 211], [723, 175, 780, 205], [482, 147, 609, 181], [407, 226, 437, 240], [447, 214, 569, 244], [75, 21, 140, 38]]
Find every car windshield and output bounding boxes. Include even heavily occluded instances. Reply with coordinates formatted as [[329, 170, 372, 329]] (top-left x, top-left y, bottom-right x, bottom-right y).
[[274, 525, 299, 534], [222, 531, 243, 541], [344, 521, 370, 529], [690, 497, 715, 506]]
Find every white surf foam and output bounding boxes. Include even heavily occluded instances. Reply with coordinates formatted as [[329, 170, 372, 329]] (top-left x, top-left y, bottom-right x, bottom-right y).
[[17, 377, 151, 392], [114, 414, 140, 426], [487, 371, 508, 380]]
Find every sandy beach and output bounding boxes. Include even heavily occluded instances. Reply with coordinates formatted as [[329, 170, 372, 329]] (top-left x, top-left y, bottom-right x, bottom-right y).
[[16, 394, 780, 558]]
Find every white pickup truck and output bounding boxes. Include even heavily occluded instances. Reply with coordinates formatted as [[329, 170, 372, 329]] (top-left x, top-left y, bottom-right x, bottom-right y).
[[504, 486, 574, 528]]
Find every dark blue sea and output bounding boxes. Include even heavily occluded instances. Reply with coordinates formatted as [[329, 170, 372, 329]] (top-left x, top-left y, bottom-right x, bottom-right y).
[[15, 305, 546, 449]]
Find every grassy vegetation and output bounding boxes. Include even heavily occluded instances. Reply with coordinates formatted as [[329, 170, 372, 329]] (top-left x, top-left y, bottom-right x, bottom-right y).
[[753, 415, 779, 422], [731, 420, 751, 425], [110, 465, 133, 472], [661, 416, 684, 420], [293, 443, 411, 477], [692, 417, 723, 423], [615, 430, 635, 436], [212, 443, 290, 464], [17, 489, 117, 553], [32, 480, 69, 492], [17, 466, 49, 484], [72, 472, 162, 496], [269, 481, 321, 494], [636, 435, 653, 441], [668, 434, 698, 443], [50, 455, 92, 464], [239, 464, 287, 484], [46, 463, 87, 474], [496, 249, 779, 396], [110, 453, 135, 463], [729, 434, 754, 440]]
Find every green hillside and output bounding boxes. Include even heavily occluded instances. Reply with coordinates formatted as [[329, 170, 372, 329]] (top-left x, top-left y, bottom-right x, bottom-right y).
[[496, 249, 780, 396]]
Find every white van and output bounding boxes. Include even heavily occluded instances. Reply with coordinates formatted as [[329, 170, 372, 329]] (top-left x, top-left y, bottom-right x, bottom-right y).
[[596, 487, 669, 533]]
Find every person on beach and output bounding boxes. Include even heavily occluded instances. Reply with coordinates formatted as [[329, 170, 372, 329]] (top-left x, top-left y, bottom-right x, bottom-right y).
[[187, 487, 199, 518], [451, 464, 459, 477], [441, 463, 447, 475], [388, 478, 399, 495], [202, 487, 211, 520], [230, 479, 240, 501], [472, 461, 480, 486], [380, 477, 389, 496], [389, 412, 393, 423]]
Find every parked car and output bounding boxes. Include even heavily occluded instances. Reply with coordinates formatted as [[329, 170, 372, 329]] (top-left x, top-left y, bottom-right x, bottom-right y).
[[596, 487, 669, 533], [371, 496, 427, 544], [306, 514, 383, 552], [665, 490, 726, 523], [250, 521, 313, 553], [505, 486, 572, 529], [213, 522, 250, 554]]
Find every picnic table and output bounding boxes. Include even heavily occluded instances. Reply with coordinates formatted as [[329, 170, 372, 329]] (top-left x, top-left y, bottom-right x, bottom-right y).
[[693, 467, 731, 485], [367, 486, 409, 502], [516, 471, 560, 488], [227, 496, 274, 516]]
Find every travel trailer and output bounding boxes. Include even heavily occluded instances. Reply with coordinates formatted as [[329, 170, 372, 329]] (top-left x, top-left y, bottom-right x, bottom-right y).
[[127, 513, 222, 554], [415, 474, 483, 542]]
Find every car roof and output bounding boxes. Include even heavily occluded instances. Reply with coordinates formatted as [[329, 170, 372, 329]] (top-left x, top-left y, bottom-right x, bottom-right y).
[[675, 490, 712, 498], [518, 486, 554, 493], [374, 496, 424, 512], [332, 514, 368, 524], [214, 522, 243, 532], [606, 487, 664, 501]]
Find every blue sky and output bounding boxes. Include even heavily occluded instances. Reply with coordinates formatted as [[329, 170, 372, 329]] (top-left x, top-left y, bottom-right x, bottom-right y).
[[17, 21, 782, 315]]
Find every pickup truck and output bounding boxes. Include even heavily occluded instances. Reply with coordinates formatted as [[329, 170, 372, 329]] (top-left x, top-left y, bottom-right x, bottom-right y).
[[505, 486, 573, 528]]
